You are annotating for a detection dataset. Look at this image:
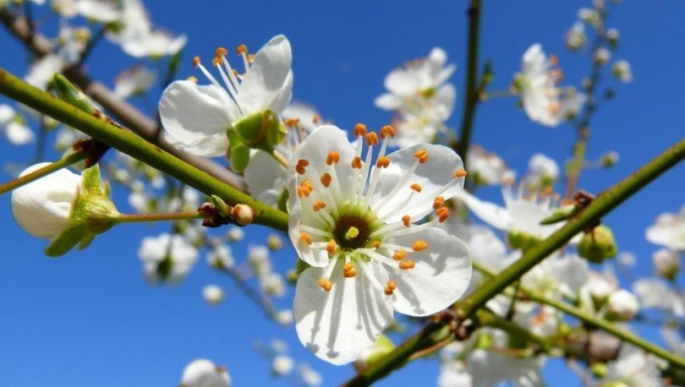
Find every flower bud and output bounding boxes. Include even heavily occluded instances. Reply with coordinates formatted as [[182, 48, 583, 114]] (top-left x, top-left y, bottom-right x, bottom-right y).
[[590, 362, 608, 378], [203, 285, 225, 305], [606, 28, 620, 48], [578, 225, 618, 263], [606, 289, 639, 322], [233, 109, 287, 152], [653, 248, 680, 281], [180, 359, 230, 387], [593, 48, 611, 65], [612, 60, 633, 83], [507, 230, 541, 252], [354, 335, 396, 373], [232, 203, 255, 226], [267, 234, 283, 250], [272, 355, 294, 376]]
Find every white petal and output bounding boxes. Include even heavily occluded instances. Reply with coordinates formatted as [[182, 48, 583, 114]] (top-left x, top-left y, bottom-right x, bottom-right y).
[[244, 150, 287, 207], [371, 143, 464, 223], [457, 190, 513, 231], [6, 122, 35, 145], [387, 227, 471, 316], [434, 84, 457, 119], [294, 260, 393, 365], [238, 35, 293, 114], [374, 93, 403, 110], [159, 81, 234, 157], [180, 359, 231, 387], [11, 163, 80, 239], [384, 68, 419, 96], [0, 104, 15, 124]]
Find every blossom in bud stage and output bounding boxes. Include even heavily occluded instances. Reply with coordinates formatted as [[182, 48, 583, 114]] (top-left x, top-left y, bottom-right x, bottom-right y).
[[159, 35, 293, 157], [467, 145, 509, 186], [565, 21, 587, 51], [203, 284, 225, 305], [653, 248, 680, 281], [180, 359, 230, 387], [113, 65, 158, 99], [612, 60, 633, 83], [298, 364, 322, 387], [12, 163, 119, 256], [226, 226, 244, 242], [606, 289, 639, 322], [207, 244, 234, 269], [514, 44, 562, 127], [231, 203, 254, 226], [267, 234, 283, 250], [646, 206, 685, 251], [578, 225, 618, 263], [275, 309, 293, 326], [527, 153, 559, 188], [593, 47, 611, 65], [607, 28, 620, 47], [272, 355, 295, 376], [0, 104, 34, 145], [578, 8, 600, 27], [288, 125, 471, 364], [282, 102, 323, 133], [138, 233, 198, 284]]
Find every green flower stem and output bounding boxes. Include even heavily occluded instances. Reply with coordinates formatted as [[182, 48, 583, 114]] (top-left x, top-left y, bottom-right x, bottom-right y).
[[0, 68, 289, 232], [342, 138, 684, 387], [476, 308, 553, 354], [455, 137, 685, 319], [115, 211, 204, 224], [456, 0, 482, 168], [0, 151, 87, 196]]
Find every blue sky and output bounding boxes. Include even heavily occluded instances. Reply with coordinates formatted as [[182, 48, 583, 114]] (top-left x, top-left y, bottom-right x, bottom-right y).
[[1, 1, 684, 386]]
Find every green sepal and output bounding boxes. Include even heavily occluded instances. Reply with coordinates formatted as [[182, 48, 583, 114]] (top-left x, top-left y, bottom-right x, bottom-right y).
[[233, 110, 286, 153], [227, 130, 251, 172], [540, 205, 578, 225], [210, 195, 232, 217], [53, 74, 98, 114], [578, 225, 618, 264], [81, 163, 103, 193], [363, 335, 396, 367], [78, 233, 95, 251], [45, 223, 89, 257], [295, 258, 311, 276]]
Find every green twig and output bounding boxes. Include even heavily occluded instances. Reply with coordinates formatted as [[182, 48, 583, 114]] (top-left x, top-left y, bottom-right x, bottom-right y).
[[115, 211, 203, 224], [0, 151, 87, 196], [0, 68, 289, 232]]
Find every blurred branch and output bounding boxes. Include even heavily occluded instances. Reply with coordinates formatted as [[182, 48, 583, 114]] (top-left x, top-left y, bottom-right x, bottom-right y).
[[0, 68, 288, 231], [0, 8, 247, 192]]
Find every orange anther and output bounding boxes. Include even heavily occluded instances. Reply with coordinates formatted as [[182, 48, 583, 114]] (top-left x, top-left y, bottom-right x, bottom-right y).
[[376, 156, 390, 168], [393, 250, 407, 261], [412, 240, 428, 251], [212, 57, 222, 66], [384, 280, 397, 295], [285, 118, 300, 127], [351, 156, 363, 169], [326, 239, 337, 255], [380, 125, 395, 139], [215, 47, 228, 57], [402, 215, 411, 228], [343, 268, 357, 278], [296, 159, 309, 175], [433, 196, 445, 210], [236, 44, 248, 55], [414, 149, 429, 164], [297, 180, 313, 198], [320, 173, 332, 188], [246, 54, 255, 63], [326, 151, 340, 165], [299, 232, 314, 245], [453, 168, 468, 178], [313, 200, 326, 212], [372, 240, 382, 248], [343, 262, 354, 272], [192, 56, 201, 68], [353, 123, 367, 137], [435, 207, 450, 223], [410, 183, 422, 193], [318, 278, 333, 292], [313, 114, 321, 124], [365, 132, 379, 146], [399, 260, 415, 270]]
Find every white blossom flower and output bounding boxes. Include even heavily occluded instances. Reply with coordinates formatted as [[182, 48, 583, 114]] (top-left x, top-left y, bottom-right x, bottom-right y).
[[298, 364, 322, 387], [515, 44, 562, 127], [113, 65, 157, 99], [202, 285, 224, 305], [288, 125, 471, 364], [565, 21, 587, 50], [52, 0, 78, 18], [602, 345, 662, 387], [11, 163, 81, 239], [207, 244, 234, 269], [260, 272, 286, 297], [159, 35, 293, 157], [76, 0, 122, 23], [612, 60, 633, 83], [25, 54, 65, 90], [606, 289, 639, 321], [248, 245, 272, 277], [180, 359, 230, 387], [226, 226, 244, 242], [653, 248, 679, 280], [0, 104, 34, 145], [272, 355, 294, 376], [282, 102, 322, 133], [275, 309, 293, 326], [438, 359, 473, 387], [139, 233, 198, 284], [120, 29, 187, 58], [523, 253, 588, 299], [57, 23, 90, 63], [391, 95, 455, 148], [467, 145, 509, 186], [107, 0, 151, 42], [594, 47, 611, 65], [526, 153, 559, 187], [633, 278, 685, 317], [646, 206, 685, 251]]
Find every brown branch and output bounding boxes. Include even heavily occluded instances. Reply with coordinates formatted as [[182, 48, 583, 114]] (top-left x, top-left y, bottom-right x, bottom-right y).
[[0, 8, 247, 192]]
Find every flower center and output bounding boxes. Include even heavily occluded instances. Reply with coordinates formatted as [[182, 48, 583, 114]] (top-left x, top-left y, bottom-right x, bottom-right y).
[[331, 204, 381, 251]]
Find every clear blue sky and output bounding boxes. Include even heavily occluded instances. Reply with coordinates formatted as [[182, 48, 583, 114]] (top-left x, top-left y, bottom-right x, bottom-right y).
[[1, 1, 684, 386]]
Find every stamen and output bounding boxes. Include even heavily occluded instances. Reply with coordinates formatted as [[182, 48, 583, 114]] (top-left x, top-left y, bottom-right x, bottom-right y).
[[285, 118, 300, 127], [246, 54, 255, 64], [296, 159, 309, 175], [453, 168, 468, 178], [376, 156, 390, 168], [351, 156, 363, 169], [384, 280, 397, 295], [215, 47, 228, 57], [380, 125, 396, 139], [399, 260, 415, 270], [435, 207, 450, 222], [320, 173, 332, 188], [372, 240, 382, 248], [402, 215, 411, 228], [326, 151, 340, 165], [353, 123, 367, 137], [326, 239, 338, 255], [433, 196, 445, 210], [414, 149, 429, 164], [192, 56, 201, 68], [410, 183, 422, 193], [412, 240, 428, 251], [299, 232, 314, 245], [297, 180, 314, 198], [393, 250, 407, 261], [318, 278, 333, 292], [236, 44, 248, 55], [313, 114, 321, 124], [343, 262, 357, 278], [313, 200, 326, 212], [365, 132, 379, 146]]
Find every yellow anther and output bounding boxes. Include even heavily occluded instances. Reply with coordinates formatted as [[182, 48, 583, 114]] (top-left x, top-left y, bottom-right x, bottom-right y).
[[246, 54, 255, 63], [351, 156, 363, 169], [236, 44, 248, 55], [380, 125, 396, 139], [192, 56, 201, 68], [410, 183, 422, 193], [285, 118, 300, 127], [187, 76, 198, 83], [435, 207, 450, 223], [353, 123, 367, 137], [414, 149, 429, 164], [326, 151, 340, 165], [232, 69, 239, 77], [343, 262, 354, 272], [326, 239, 338, 255], [372, 240, 382, 248], [296, 159, 309, 175], [453, 168, 468, 178], [393, 250, 407, 261], [376, 156, 390, 168], [344, 268, 357, 278], [402, 215, 411, 228], [399, 260, 415, 270], [320, 173, 332, 188], [297, 180, 314, 198], [365, 132, 379, 146], [384, 280, 397, 295], [433, 196, 445, 210], [412, 240, 428, 251], [318, 278, 333, 292], [215, 47, 228, 57], [313, 200, 326, 212], [299, 232, 314, 245], [344, 226, 360, 240]]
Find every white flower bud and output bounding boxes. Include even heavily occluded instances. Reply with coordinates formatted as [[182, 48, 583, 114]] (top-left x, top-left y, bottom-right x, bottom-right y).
[[180, 359, 230, 387], [272, 355, 295, 376], [593, 48, 611, 65], [612, 60, 633, 83], [653, 248, 680, 281], [226, 226, 244, 242], [11, 163, 81, 239], [276, 309, 294, 326], [528, 153, 559, 186], [203, 285, 225, 305], [585, 275, 613, 308], [606, 289, 639, 321], [232, 203, 254, 226]]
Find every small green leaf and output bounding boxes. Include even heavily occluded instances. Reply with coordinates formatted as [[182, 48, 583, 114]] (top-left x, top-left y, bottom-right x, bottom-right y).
[[45, 223, 90, 257]]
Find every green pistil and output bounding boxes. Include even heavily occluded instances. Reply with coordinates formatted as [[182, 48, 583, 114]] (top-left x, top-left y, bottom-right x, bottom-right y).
[[345, 226, 360, 240]]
